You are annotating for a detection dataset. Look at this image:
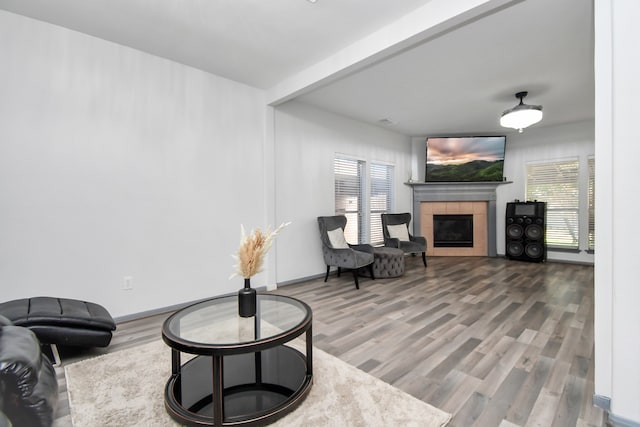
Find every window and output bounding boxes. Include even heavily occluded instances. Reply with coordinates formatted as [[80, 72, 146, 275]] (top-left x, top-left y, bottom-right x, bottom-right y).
[[588, 156, 595, 251], [334, 156, 395, 245], [526, 159, 579, 249], [369, 163, 394, 245], [334, 157, 365, 244]]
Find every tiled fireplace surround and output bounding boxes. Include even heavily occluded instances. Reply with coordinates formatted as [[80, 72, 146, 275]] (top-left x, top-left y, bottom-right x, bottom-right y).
[[408, 182, 507, 257]]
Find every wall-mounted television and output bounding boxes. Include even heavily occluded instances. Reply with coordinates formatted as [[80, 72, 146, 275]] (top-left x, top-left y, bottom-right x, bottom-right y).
[[425, 136, 506, 182]]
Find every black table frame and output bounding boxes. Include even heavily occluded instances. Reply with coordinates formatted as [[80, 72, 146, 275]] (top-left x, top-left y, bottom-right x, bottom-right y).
[[162, 294, 313, 426]]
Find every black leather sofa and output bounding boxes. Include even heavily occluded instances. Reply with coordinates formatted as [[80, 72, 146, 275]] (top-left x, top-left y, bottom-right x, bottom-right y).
[[0, 315, 58, 427]]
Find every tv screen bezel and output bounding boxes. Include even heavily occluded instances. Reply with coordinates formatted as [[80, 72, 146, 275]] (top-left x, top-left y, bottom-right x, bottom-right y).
[[425, 135, 507, 183]]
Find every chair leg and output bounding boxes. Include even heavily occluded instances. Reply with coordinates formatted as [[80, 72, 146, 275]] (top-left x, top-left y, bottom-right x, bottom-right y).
[[324, 265, 330, 282], [369, 264, 375, 280], [352, 269, 360, 289], [422, 252, 427, 267], [337, 267, 341, 277]]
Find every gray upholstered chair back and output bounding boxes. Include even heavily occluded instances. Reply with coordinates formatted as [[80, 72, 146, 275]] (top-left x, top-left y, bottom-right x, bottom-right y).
[[317, 215, 348, 248], [381, 212, 412, 239], [381, 212, 427, 267], [316, 215, 375, 288]]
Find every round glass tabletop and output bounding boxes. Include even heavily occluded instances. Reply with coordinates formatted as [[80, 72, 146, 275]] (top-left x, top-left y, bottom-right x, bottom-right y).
[[162, 293, 311, 355]]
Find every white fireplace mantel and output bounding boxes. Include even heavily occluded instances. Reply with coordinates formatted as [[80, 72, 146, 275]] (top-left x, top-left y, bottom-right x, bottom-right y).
[[405, 181, 513, 257]]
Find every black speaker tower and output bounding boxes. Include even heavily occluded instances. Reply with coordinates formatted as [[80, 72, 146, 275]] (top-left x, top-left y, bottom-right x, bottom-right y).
[[505, 201, 546, 262]]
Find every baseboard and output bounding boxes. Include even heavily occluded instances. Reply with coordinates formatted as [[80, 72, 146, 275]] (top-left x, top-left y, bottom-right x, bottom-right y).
[[277, 272, 326, 287], [114, 298, 210, 323], [497, 254, 594, 266], [608, 413, 640, 427], [115, 274, 326, 322], [594, 395, 640, 427], [113, 287, 265, 323], [593, 394, 611, 411]]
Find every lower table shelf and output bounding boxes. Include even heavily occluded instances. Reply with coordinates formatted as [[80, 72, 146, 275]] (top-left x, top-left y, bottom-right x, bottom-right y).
[[165, 345, 312, 426]]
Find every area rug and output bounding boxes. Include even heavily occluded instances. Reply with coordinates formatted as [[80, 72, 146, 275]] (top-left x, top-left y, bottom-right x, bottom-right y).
[[65, 339, 451, 426]]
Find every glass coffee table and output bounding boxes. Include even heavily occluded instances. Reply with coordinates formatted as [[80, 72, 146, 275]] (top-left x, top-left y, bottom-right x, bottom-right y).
[[162, 293, 313, 426]]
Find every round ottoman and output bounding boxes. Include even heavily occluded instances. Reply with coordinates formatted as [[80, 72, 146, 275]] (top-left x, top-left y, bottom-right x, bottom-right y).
[[372, 247, 405, 278]]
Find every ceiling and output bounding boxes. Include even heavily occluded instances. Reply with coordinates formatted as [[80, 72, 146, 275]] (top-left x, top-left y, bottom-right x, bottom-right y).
[[0, 0, 594, 137]]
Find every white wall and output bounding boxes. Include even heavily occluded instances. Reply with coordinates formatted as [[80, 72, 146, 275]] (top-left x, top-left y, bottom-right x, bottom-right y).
[[0, 11, 268, 318], [411, 121, 595, 265], [273, 101, 412, 284], [595, 0, 640, 424]]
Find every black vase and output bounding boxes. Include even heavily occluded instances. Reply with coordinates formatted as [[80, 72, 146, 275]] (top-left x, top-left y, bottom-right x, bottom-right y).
[[238, 278, 256, 317]]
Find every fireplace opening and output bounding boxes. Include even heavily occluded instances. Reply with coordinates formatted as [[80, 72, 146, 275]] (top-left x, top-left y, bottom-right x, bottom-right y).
[[433, 214, 474, 247]]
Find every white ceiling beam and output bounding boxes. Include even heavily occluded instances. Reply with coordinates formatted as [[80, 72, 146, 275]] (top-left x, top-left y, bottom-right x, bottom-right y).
[[266, 0, 517, 106]]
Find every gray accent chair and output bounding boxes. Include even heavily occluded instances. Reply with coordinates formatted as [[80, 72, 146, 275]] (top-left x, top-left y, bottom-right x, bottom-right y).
[[317, 215, 375, 289], [381, 212, 427, 267]]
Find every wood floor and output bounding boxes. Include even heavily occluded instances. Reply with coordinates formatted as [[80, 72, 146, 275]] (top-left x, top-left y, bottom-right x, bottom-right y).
[[53, 256, 607, 427]]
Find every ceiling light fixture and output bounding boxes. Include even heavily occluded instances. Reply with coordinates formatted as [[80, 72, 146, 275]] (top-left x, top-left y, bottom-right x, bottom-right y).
[[500, 91, 543, 133]]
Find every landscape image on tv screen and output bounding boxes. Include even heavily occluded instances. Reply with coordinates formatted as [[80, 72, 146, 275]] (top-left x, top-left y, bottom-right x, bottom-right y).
[[425, 136, 506, 182]]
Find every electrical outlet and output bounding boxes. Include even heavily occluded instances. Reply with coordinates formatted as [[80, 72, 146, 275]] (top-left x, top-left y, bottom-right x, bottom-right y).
[[123, 276, 133, 290]]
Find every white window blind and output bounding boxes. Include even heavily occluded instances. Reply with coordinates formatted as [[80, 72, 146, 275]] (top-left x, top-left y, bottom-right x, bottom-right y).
[[369, 163, 394, 245], [588, 156, 595, 251], [334, 157, 365, 244], [526, 159, 579, 249]]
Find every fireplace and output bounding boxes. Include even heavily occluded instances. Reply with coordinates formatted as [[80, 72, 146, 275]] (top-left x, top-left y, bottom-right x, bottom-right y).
[[433, 215, 474, 247], [420, 201, 487, 256], [407, 181, 508, 257]]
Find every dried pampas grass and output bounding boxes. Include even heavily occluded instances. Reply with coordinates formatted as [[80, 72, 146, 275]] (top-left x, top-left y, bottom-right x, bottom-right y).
[[231, 222, 290, 279]]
